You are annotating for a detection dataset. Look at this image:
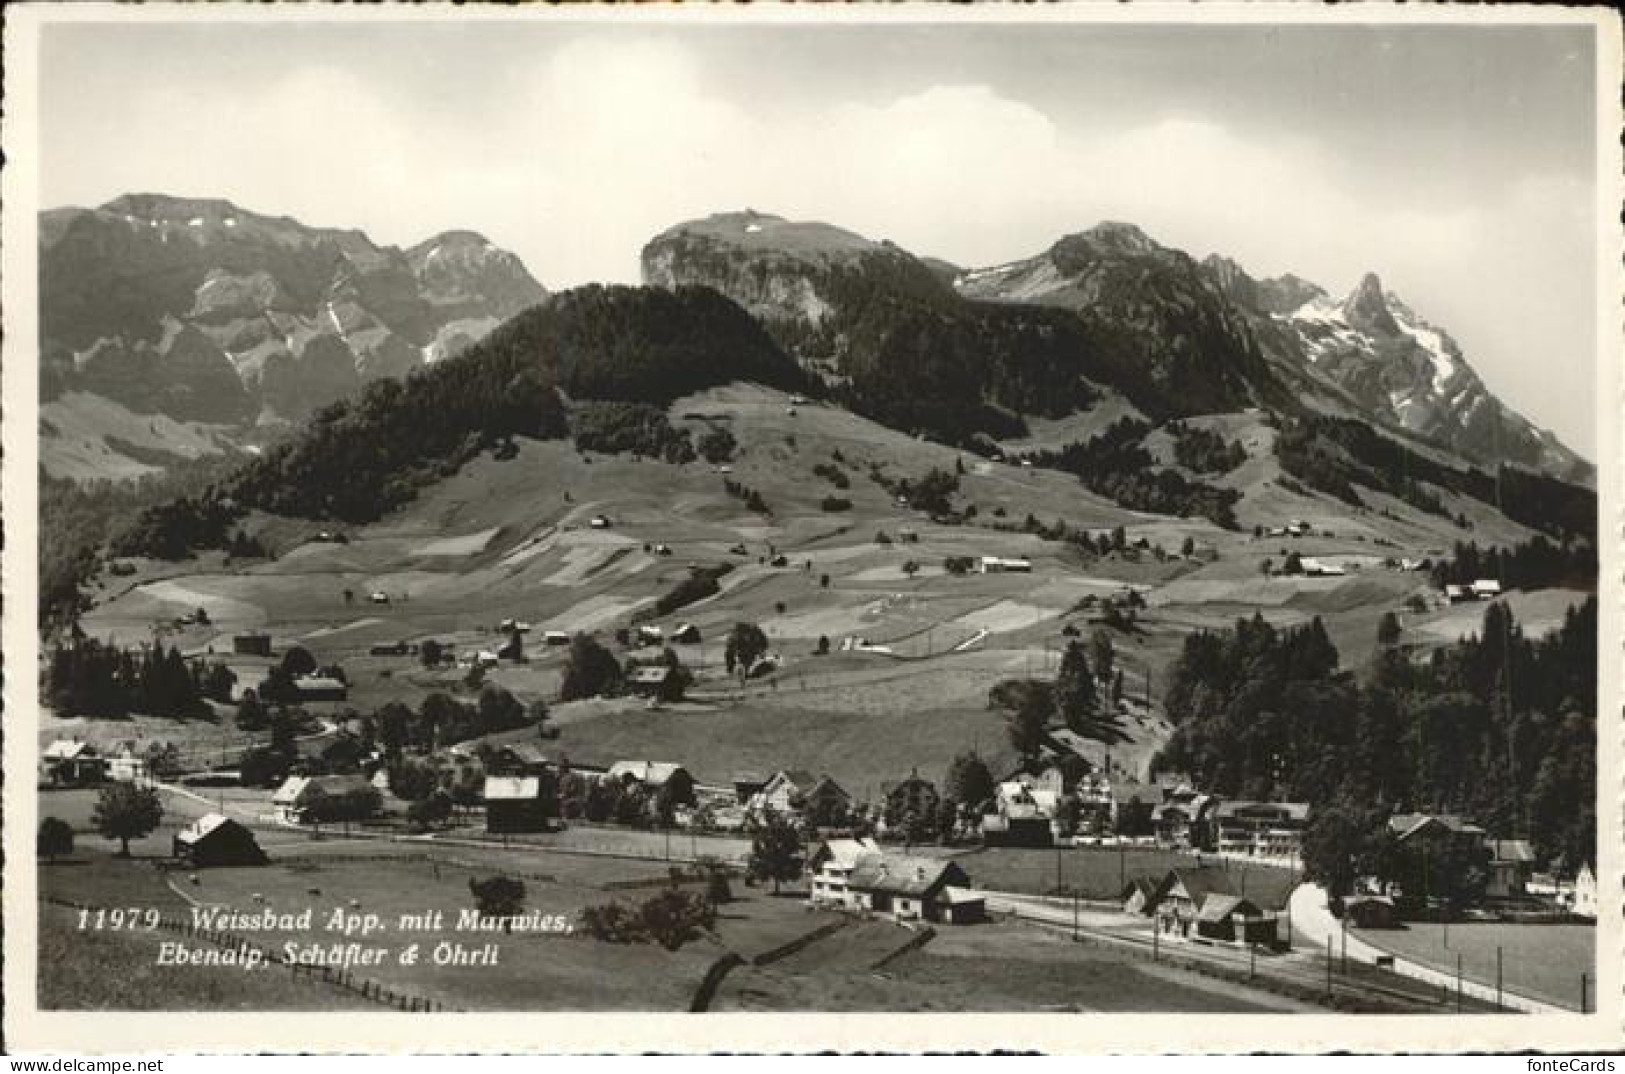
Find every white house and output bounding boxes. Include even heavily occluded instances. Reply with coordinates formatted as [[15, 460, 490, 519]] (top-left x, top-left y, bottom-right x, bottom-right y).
[[1471, 578, 1503, 598], [807, 837, 880, 909], [979, 556, 1032, 574], [1573, 864, 1597, 919]]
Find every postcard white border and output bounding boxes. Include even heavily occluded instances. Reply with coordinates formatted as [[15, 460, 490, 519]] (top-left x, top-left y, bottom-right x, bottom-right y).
[[4, 1, 1621, 1054]]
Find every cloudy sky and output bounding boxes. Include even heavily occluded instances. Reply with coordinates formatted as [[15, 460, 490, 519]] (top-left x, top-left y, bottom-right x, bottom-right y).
[[37, 14, 1602, 457]]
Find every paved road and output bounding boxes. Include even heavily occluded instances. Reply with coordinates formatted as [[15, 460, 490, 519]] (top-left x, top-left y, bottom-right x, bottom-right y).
[[986, 887, 1496, 1013], [1287, 883, 1559, 1013]]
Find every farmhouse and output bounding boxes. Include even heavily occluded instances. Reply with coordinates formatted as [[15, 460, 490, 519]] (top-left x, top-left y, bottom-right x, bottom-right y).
[[233, 632, 273, 657], [173, 813, 267, 868], [489, 743, 551, 775], [1444, 584, 1472, 604], [670, 622, 701, 644], [41, 739, 103, 785], [1299, 557, 1346, 578], [753, 769, 821, 815], [1213, 801, 1311, 862], [846, 853, 982, 924], [635, 625, 664, 646], [293, 675, 349, 703], [484, 774, 558, 834], [979, 556, 1032, 574], [626, 664, 680, 699], [272, 774, 379, 824], [606, 761, 696, 806], [807, 836, 881, 909], [1471, 578, 1503, 599], [542, 630, 571, 646]]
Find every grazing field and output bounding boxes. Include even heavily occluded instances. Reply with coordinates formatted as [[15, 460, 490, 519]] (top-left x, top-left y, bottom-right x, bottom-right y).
[[1352, 922, 1596, 1010]]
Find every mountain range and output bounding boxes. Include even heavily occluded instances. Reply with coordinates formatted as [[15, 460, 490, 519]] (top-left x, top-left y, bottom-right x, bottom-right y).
[[37, 195, 1591, 494], [39, 194, 545, 477]]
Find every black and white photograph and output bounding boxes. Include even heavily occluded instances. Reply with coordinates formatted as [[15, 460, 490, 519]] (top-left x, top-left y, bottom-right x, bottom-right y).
[[2, 5, 1619, 1055]]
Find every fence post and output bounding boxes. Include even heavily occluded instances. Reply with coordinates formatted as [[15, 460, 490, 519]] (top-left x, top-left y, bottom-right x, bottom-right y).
[[1456, 953, 1463, 1013]]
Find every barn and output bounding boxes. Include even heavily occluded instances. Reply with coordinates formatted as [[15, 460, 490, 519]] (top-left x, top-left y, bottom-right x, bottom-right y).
[[173, 814, 268, 867]]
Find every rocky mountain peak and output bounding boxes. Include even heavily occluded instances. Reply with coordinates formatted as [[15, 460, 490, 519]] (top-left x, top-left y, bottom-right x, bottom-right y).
[[1341, 271, 1401, 336]]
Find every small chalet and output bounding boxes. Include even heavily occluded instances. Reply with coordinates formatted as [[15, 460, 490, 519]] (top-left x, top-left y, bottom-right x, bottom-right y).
[[1444, 584, 1472, 604], [1471, 579, 1503, 599], [271, 774, 378, 824], [1152, 866, 1234, 939], [846, 852, 982, 924], [605, 761, 696, 806], [670, 622, 701, 644], [1387, 813, 1487, 849], [1121, 877, 1160, 916], [41, 740, 103, 785], [1485, 839, 1536, 900], [754, 769, 819, 815], [484, 774, 558, 834], [807, 836, 881, 909], [1343, 894, 1398, 930], [1194, 894, 1275, 946], [173, 813, 268, 867]]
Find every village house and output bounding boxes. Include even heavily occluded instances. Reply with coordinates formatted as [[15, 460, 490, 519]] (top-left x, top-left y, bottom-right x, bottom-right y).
[[806, 836, 881, 909], [881, 771, 941, 826], [606, 761, 696, 807], [982, 781, 1060, 848], [1445, 584, 1472, 604], [1193, 894, 1276, 946], [489, 743, 551, 775], [1484, 839, 1537, 900], [40, 739, 103, 786], [1343, 894, 1399, 929], [173, 813, 268, 868], [232, 632, 273, 657], [1152, 866, 1235, 940], [1573, 864, 1598, 919], [1471, 578, 1503, 599], [1153, 790, 1216, 850], [753, 769, 819, 815], [1386, 813, 1488, 849], [979, 555, 1032, 574], [292, 674, 349, 703], [1121, 878, 1160, 916], [271, 774, 379, 824], [1213, 801, 1311, 862], [484, 774, 558, 834], [625, 664, 680, 699], [670, 622, 701, 644], [106, 746, 150, 784], [846, 852, 984, 925]]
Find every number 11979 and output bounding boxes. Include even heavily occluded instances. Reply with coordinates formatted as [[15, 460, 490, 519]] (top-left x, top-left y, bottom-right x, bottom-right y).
[[77, 906, 161, 931]]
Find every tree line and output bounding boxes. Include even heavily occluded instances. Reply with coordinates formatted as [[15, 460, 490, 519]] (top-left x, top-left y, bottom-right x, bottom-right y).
[[1156, 597, 1597, 874]]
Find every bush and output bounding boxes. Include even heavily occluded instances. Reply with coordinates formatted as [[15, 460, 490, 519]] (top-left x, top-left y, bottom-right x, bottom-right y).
[[580, 888, 717, 951], [819, 496, 852, 512], [38, 817, 74, 861], [697, 426, 738, 464]]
